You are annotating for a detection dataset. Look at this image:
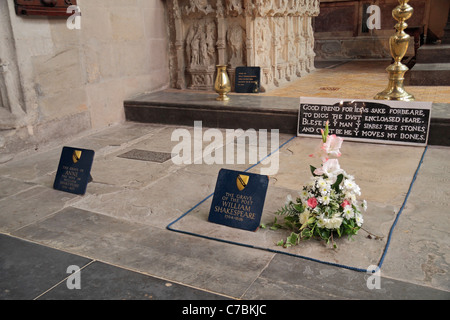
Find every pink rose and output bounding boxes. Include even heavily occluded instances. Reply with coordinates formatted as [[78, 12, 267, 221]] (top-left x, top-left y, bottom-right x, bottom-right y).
[[341, 200, 351, 208], [307, 197, 318, 209]]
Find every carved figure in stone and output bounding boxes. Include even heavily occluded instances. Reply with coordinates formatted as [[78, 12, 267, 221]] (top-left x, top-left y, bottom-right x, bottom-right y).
[[167, 0, 318, 91], [206, 23, 217, 65], [185, 0, 214, 15], [226, 0, 243, 17], [275, 18, 286, 63], [255, 19, 271, 67], [227, 24, 245, 67], [186, 23, 200, 67], [200, 32, 208, 66], [186, 19, 217, 71]]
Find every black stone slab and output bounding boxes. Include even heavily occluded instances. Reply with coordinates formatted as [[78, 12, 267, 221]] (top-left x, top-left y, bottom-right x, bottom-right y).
[[123, 90, 450, 146], [39, 261, 228, 300], [298, 98, 431, 146], [118, 149, 172, 163], [0, 234, 91, 300]]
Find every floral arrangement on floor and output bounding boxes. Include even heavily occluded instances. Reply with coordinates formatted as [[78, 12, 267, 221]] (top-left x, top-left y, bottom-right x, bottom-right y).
[[272, 122, 367, 248]]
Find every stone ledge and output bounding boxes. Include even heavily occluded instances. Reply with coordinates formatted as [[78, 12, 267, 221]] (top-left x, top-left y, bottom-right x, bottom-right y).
[[124, 90, 450, 146]]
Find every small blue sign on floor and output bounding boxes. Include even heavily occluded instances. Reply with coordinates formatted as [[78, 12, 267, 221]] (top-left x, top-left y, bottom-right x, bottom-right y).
[[53, 147, 95, 195], [208, 169, 269, 232]]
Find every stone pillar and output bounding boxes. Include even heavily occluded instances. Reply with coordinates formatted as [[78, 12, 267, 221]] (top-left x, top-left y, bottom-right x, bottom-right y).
[[167, 0, 320, 92]]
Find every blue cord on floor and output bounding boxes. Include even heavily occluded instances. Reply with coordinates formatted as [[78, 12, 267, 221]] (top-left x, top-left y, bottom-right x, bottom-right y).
[[167, 137, 428, 274], [377, 145, 428, 270]]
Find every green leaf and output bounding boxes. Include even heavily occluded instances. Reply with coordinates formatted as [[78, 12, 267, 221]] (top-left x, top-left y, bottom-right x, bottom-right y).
[[310, 165, 318, 177], [260, 223, 266, 229], [323, 121, 329, 143], [287, 232, 299, 246], [293, 204, 304, 213], [332, 174, 344, 192], [276, 240, 285, 246]]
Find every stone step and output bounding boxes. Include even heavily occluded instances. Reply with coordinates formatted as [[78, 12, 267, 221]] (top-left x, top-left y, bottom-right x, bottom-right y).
[[415, 44, 450, 64], [124, 90, 450, 146], [407, 63, 450, 86]]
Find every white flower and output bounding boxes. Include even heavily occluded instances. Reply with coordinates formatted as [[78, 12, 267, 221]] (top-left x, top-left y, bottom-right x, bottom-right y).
[[299, 210, 310, 225], [342, 205, 354, 219], [317, 178, 328, 188], [323, 134, 343, 159], [324, 215, 343, 230], [314, 159, 343, 177], [318, 194, 331, 205], [285, 194, 293, 206], [355, 213, 364, 227], [299, 189, 309, 199], [344, 179, 355, 190], [316, 214, 326, 228], [320, 185, 331, 195], [361, 200, 368, 211]]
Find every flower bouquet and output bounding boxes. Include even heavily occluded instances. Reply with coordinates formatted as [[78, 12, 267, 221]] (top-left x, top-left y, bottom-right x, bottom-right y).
[[273, 122, 367, 248]]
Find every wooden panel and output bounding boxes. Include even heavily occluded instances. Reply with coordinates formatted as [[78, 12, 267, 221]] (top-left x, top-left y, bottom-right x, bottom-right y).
[[14, 0, 78, 17]]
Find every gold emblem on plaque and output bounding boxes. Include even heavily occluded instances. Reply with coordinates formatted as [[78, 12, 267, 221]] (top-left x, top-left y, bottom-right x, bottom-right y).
[[236, 174, 249, 191], [72, 150, 82, 164]]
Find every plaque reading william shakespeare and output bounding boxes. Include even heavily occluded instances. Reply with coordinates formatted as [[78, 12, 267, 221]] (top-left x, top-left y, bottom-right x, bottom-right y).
[[53, 147, 95, 195], [235, 67, 261, 93], [208, 169, 269, 232]]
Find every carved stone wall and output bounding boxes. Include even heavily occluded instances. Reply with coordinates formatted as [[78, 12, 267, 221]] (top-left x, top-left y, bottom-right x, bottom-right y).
[[167, 0, 320, 92]]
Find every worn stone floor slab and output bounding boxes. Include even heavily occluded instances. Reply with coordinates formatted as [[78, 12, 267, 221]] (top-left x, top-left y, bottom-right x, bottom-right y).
[[0, 234, 92, 300], [0, 234, 228, 300], [11, 207, 275, 298], [242, 254, 449, 300], [381, 146, 450, 292], [0, 186, 79, 234], [39, 261, 228, 300], [1, 122, 449, 299], [169, 136, 426, 271]]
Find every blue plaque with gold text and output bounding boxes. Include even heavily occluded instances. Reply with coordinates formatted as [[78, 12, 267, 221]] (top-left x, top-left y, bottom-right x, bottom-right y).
[[208, 169, 269, 232], [53, 147, 95, 195]]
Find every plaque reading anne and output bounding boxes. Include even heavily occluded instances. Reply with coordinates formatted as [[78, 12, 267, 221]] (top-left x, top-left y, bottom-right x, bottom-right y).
[[53, 147, 95, 195]]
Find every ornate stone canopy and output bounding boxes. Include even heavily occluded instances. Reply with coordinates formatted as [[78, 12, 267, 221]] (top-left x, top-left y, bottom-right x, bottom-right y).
[[167, 0, 320, 92]]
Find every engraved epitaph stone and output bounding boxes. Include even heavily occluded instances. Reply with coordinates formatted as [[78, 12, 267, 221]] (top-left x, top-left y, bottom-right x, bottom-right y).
[[208, 169, 269, 232], [235, 67, 261, 93], [53, 147, 95, 195], [297, 97, 432, 146]]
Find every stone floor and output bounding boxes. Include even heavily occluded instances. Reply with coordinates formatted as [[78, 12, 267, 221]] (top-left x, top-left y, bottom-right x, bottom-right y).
[[0, 121, 449, 301], [1, 60, 449, 302]]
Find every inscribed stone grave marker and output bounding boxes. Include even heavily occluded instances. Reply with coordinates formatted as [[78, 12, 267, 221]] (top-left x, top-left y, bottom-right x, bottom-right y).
[[53, 147, 95, 195], [298, 97, 432, 146], [208, 169, 269, 232], [235, 67, 261, 93]]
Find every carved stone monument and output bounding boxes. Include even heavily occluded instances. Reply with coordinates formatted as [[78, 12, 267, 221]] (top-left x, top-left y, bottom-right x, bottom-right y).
[[167, 0, 320, 92]]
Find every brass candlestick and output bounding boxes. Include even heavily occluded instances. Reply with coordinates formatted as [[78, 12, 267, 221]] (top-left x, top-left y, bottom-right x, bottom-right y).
[[374, 0, 415, 101], [214, 65, 231, 101]]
